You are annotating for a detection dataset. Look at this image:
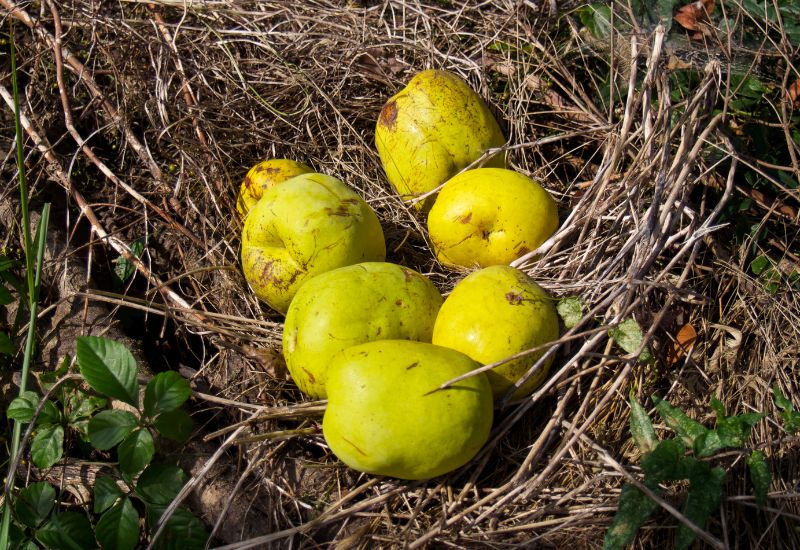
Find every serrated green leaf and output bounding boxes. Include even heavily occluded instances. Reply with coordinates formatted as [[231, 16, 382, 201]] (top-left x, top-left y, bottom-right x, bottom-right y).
[[35, 511, 96, 550], [0, 331, 13, 355], [609, 318, 653, 361], [88, 410, 139, 451], [556, 296, 584, 329], [136, 463, 188, 505], [772, 385, 800, 433], [93, 476, 124, 514], [629, 392, 657, 454], [95, 497, 139, 550], [31, 425, 64, 469], [14, 482, 55, 529], [76, 336, 139, 408], [153, 409, 193, 442], [118, 428, 155, 476], [603, 483, 659, 550], [7, 391, 41, 423], [675, 460, 726, 550], [748, 451, 770, 508], [641, 439, 687, 482], [652, 395, 709, 448], [148, 507, 208, 550], [143, 372, 191, 418]]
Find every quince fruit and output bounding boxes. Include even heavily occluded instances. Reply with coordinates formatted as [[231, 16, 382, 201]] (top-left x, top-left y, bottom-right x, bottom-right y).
[[236, 159, 313, 219], [375, 70, 506, 211]]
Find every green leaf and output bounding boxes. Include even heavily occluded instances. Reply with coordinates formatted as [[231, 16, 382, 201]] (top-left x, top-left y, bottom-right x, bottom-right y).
[[0, 331, 13, 355], [694, 399, 765, 457], [95, 498, 139, 550], [641, 439, 687, 482], [135, 464, 188, 505], [76, 336, 139, 408], [579, 4, 612, 40], [675, 460, 726, 550], [772, 385, 800, 433], [31, 424, 64, 469], [603, 483, 659, 550], [609, 318, 653, 362], [556, 296, 584, 329], [67, 394, 109, 424], [153, 409, 193, 442], [629, 392, 657, 454], [36, 511, 96, 550], [143, 372, 191, 418], [118, 428, 155, 476], [15, 482, 55, 529], [88, 410, 139, 451], [148, 508, 208, 550], [7, 391, 41, 423], [93, 476, 124, 514], [0, 283, 13, 305], [113, 239, 144, 284], [748, 450, 770, 508], [37, 400, 63, 427], [652, 395, 709, 448]]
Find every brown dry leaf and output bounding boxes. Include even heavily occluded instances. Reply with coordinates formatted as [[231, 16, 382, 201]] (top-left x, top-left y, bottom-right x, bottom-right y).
[[674, 0, 715, 38], [786, 79, 800, 107], [667, 323, 698, 365]]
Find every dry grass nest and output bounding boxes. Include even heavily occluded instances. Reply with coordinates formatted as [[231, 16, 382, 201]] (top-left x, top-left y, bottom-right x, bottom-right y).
[[1, 0, 799, 548]]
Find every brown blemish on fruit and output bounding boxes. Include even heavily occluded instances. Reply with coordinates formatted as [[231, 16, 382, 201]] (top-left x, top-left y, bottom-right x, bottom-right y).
[[481, 229, 491, 240], [515, 244, 530, 256], [379, 100, 398, 129], [458, 212, 472, 224], [505, 291, 524, 305], [376, 326, 382, 336], [395, 299, 404, 306], [243, 175, 255, 191], [342, 436, 367, 456], [402, 268, 413, 282], [302, 367, 316, 384], [406, 361, 419, 370]]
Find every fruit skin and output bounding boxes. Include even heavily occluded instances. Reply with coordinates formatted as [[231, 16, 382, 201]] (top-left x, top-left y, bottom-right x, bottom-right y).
[[283, 262, 444, 399], [323, 340, 493, 480], [375, 69, 506, 211], [432, 265, 559, 400], [241, 173, 386, 313], [236, 159, 313, 219], [427, 168, 559, 268]]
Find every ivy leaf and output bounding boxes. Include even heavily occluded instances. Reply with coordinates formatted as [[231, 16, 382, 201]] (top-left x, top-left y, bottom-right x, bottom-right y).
[[93, 476, 124, 514], [153, 409, 193, 442], [747, 450, 770, 508], [77, 336, 139, 408], [652, 395, 708, 448], [641, 438, 688, 483], [143, 372, 192, 418], [31, 425, 64, 469], [147, 507, 208, 550], [118, 428, 155, 477], [675, 459, 726, 550], [36, 511, 97, 550], [88, 410, 139, 451], [556, 296, 585, 329], [7, 391, 41, 423], [629, 392, 657, 454], [609, 318, 653, 362], [603, 483, 659, 550], [95, 497, 140, 550], [772, 384, 800, 434], [135, 463, 188, 505], [15, 482, 56, 529], [0, 331, 13, 355]]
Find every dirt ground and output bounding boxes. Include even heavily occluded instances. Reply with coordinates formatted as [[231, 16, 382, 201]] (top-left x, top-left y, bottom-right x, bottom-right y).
[[1, 1, 800, 548]]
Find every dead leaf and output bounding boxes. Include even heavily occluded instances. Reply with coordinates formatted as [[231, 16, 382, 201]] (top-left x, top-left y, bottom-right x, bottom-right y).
[[674, 0, 715, 39], [786, 79, 800, 107], [667, 323, 698, 365]]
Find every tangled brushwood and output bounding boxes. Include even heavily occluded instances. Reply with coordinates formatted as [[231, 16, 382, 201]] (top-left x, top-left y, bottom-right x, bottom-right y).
[[1, 1, 799, 548]]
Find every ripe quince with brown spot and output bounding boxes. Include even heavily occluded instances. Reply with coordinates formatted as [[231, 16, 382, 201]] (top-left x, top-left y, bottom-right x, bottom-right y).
[[432, 265, 559, 400], [375, 70, 506, 211], [427, 168, 558, 268], [323, 340, 493, 480], [241, 173, 386, 313], [236, 159, 313, 219]]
